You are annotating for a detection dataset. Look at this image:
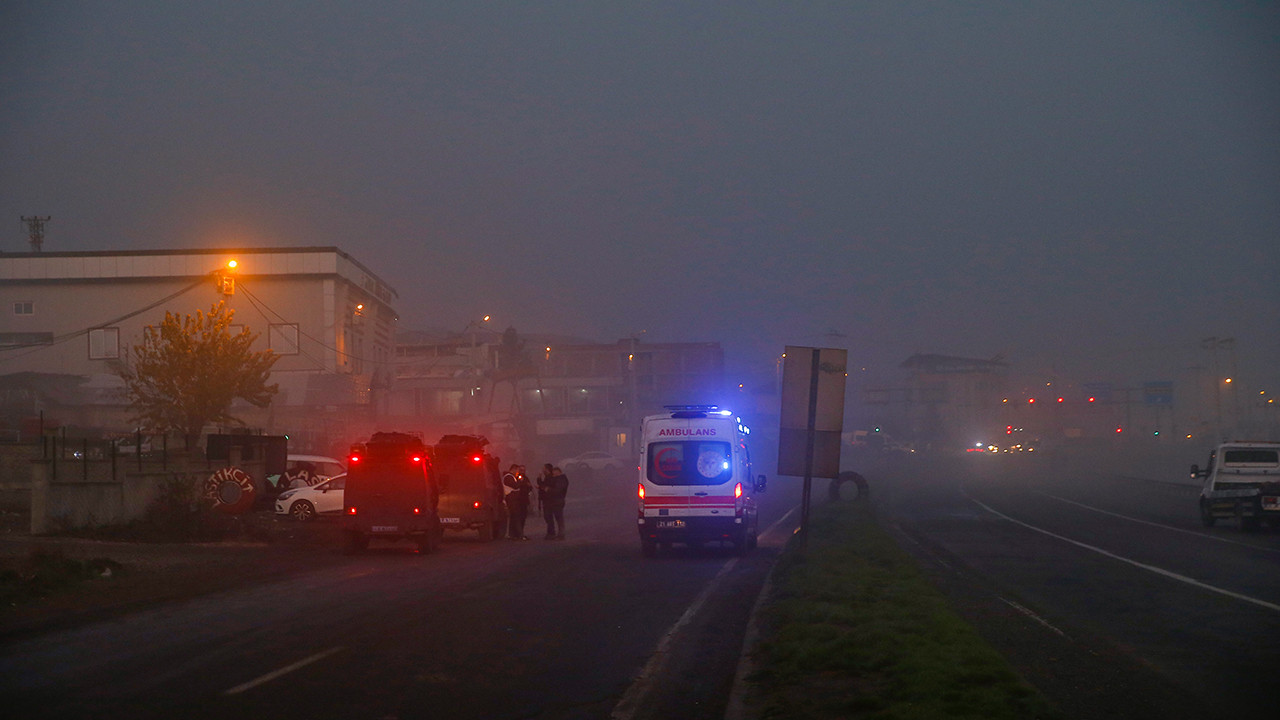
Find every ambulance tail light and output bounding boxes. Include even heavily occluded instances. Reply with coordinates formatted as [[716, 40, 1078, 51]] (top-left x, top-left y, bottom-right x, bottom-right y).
[[347, 506, 357, 516], [412, 507, 421, 515], [637, 483, 646, 518], [735, 482, 745, 516]]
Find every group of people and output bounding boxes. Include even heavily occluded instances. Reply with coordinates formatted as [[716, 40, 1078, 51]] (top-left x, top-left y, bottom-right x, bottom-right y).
[[500, 463, 569, 540]]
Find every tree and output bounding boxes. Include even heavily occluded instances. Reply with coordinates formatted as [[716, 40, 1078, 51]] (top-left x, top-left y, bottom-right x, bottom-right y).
[[118, 301, 280, 444]]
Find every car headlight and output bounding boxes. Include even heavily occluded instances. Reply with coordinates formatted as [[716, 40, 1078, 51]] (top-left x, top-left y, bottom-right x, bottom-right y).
[[278, 490, 297, 501]]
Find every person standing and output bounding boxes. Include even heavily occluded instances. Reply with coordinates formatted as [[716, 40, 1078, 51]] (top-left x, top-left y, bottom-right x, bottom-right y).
[[536, 463, 554, 518], [540, 465, 569, 540], [500, 464, 519, 538], [503, 464, 533, 540]]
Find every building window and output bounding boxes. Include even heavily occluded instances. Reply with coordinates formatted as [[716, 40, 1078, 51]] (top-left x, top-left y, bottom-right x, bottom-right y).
[[88, 327, 120, 359], [568, 387, 592, 412], [433, 390, 464, 415], [0, 332, 52, 347], [13, 302, 33, 316], [269, 324, 300, 355]]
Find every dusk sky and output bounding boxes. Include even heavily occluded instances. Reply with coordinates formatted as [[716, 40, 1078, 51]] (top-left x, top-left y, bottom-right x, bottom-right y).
[[2, 1, 1277, 393]]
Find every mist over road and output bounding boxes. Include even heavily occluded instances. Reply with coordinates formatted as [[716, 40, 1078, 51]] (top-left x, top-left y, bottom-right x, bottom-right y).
[[873, 448, 1280, 720]]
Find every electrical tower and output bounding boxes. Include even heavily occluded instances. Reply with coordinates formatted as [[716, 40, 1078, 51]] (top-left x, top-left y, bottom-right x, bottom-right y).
[[21, 216, 51, 252]]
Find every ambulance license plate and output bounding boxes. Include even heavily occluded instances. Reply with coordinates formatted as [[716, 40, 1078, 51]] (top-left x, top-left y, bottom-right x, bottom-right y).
[[657, 520, 685, 529], [440, 517, 461, 524], [372, 526, 398, 533]]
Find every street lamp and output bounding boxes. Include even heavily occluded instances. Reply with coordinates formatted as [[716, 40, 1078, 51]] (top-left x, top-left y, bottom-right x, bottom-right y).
[[463, 315, 492, 377]]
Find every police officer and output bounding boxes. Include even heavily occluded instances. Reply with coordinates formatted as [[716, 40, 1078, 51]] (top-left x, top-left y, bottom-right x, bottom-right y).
[[540, 466, 569, 540], [503, 464, 532, 540]]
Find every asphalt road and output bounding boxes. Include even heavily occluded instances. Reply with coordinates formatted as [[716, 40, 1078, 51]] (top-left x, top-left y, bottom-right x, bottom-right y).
[[0, 472, 803, 720], [7, 446, 1277, 720], [872, 449, 1280, 720]]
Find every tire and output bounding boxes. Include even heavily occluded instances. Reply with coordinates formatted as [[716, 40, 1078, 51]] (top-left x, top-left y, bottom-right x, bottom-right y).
[[289, 500, 316, 522], [1199, 500, 1216, 528], [418, 520, 442, 554], [343, 531, 368, 554], [478, 518, 496, 541], [205, 467, 256, 515], [641, 538, 657, 557]]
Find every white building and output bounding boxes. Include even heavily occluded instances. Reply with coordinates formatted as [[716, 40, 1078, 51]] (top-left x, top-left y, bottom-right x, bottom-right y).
[[0, 247, 398, 449]]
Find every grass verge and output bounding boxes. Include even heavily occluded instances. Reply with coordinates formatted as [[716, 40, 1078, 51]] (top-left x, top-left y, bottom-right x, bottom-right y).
[[750, 499, 1062, 719]]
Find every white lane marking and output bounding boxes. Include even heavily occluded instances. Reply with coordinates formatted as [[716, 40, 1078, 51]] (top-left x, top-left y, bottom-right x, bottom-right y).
[[223, 646, 344, 695], [613, 506, 798, 720], [764, 505, 800, 542], [611, 558, 739, 719], [967, 496, 1280, 615], [999, 597, 1066, 637], [1039, 492, 1280, 555]]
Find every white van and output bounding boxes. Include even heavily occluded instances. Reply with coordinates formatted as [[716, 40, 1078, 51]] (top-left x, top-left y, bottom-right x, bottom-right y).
[[636, 405, 767, 556]]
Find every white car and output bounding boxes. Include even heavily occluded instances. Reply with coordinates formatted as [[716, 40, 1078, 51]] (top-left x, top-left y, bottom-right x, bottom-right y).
[[268, 454, 347, 492], [558, 451, 624, 477], [275, 474, 346, 521]]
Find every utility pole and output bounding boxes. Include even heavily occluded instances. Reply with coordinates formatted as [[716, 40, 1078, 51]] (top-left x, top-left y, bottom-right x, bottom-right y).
[[21, 216, 51, 252]]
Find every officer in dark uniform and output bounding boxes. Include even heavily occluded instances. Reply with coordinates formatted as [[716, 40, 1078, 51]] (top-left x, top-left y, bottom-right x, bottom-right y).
[[540, 466, 569, 540], [503, 464, 533, 540]]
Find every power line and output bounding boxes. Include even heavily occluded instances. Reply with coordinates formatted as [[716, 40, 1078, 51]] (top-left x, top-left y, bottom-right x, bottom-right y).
[[0, 276, 211, 365]]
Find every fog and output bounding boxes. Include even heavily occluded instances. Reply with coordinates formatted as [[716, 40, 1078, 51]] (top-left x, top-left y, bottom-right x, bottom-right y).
[[2, 1, 1277, 395]]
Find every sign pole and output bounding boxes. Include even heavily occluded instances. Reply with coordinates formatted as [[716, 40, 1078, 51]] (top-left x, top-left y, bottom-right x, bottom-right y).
[[778, 345, 847, 554], [799, 347, 821, 550]]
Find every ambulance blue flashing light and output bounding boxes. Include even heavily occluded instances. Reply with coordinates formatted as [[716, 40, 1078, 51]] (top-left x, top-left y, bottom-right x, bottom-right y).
[[664, 404, 730, 415]]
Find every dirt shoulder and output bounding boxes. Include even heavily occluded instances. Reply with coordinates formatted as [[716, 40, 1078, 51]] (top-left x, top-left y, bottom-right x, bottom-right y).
[[0, 511, 346, 640]]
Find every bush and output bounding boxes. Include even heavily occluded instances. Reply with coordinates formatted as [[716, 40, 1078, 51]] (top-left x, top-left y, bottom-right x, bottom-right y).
[[0, 549, 125, 607]]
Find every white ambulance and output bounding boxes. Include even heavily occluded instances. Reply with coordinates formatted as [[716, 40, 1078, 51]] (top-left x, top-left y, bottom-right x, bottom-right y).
[[637, 405, 767, 556]]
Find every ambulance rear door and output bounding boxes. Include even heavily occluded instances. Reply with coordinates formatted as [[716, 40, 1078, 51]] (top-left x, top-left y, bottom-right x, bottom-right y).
[[643, 431, 737, 525]]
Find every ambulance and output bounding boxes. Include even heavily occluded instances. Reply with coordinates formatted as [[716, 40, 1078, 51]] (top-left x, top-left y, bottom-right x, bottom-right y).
[[637, 405, 767, 556]]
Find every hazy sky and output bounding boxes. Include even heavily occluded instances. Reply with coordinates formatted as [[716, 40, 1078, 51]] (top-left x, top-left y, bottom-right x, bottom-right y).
[[2, 1, 1277, 391]]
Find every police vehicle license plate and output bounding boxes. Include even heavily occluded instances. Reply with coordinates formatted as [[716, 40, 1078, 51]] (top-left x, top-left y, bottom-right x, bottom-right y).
[[657, 520, 685, 529], [372, 526, 398, 532], [440, 517, 461, 524]]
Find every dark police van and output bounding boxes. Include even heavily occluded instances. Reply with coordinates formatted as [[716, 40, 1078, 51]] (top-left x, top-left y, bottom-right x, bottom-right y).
[[431, 435, 507, 541], [341, 432, 441, 554]]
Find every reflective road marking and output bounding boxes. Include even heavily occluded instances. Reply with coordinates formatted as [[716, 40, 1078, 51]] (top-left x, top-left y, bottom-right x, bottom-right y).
[[223, 646, 344, 695], [968, 495, 1280, 614]]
